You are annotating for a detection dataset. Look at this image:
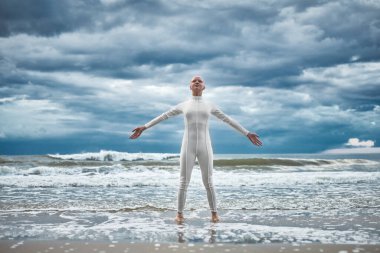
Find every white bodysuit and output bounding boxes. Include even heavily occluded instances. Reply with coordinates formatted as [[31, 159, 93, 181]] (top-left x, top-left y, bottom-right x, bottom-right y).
[[144, 95, 250, 213]]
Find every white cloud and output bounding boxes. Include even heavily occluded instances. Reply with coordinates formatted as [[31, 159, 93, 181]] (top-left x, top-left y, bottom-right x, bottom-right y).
[[321, 136, 378, 154], [299, 62, 380, 89], [0, 97, 91, 138], [0, 95, 25, 103], [345, 138, 375, 148], [295, 62, 380, 111], [99, 0, 122, 5], [350, 55, 360, 62]]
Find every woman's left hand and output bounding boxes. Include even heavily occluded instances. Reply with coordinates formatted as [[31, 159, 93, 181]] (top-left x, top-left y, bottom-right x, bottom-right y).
[[247, 132, 262, 146]]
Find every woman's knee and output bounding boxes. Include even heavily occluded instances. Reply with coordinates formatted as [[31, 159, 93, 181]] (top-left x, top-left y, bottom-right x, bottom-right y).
[[179, 176, 190, 190], [202, 178, 214, 189]]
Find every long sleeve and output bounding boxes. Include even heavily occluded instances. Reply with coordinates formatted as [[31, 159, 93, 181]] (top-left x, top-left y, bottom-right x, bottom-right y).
[[210, 103, 250, 136], [144, 102, 183, 130]]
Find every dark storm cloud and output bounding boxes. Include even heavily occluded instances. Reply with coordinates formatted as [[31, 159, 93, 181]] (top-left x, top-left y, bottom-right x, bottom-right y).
[[2, 0, 379, 84], [0, 0, 379, 154], [0, 0, 175, 37], [302, 1, 380, 48], [0, 0, 96, 37]]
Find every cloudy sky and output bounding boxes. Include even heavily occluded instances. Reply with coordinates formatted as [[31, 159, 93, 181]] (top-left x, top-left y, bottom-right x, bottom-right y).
[[0, 0, 379, 155]]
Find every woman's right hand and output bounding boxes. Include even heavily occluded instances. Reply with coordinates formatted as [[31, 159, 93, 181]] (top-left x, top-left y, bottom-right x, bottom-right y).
[[129, 126, 147, 139]]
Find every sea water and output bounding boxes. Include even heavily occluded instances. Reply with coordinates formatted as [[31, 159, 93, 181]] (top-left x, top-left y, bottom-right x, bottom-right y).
[[0, 151, 379, 244]]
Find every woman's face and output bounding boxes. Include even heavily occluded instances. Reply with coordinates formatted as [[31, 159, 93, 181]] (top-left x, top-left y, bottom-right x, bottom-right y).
[[190, 76, 205, 93]]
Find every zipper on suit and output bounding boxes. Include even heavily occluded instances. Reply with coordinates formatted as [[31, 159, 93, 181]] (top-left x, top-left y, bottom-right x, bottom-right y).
[[196, 99, 198, 156]]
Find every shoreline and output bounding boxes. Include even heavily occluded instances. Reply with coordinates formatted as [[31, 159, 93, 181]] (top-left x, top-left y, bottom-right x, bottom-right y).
[[1, 240, 379, 253]]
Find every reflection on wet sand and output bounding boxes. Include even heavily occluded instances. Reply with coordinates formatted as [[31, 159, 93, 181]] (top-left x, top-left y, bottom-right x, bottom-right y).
[[177, 223, 217, 243]]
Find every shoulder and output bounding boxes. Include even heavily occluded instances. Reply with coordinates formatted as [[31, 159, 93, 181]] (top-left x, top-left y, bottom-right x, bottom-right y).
[[204, 99, 217, 111], [174, 99, 189, 109]]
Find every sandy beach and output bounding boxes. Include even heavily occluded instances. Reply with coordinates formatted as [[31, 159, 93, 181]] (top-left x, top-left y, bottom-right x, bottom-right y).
[[1, 240, 379, 253]]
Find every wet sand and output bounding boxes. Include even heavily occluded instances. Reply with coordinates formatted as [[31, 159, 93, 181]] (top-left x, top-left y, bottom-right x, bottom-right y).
[[1, 240, 379, 253]]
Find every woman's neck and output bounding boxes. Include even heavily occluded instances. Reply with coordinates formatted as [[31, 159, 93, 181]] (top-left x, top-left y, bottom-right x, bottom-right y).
[[192, 95, 203, 100]]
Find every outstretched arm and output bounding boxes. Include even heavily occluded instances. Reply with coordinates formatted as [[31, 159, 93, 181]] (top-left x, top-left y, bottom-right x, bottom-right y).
[[129, 103, 183, 139], [143, 103, 183, 130], [210, 104, 262, 146]]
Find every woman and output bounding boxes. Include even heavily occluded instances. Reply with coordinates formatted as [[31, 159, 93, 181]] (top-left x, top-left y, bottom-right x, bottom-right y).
[[129, 76, 262, 223]]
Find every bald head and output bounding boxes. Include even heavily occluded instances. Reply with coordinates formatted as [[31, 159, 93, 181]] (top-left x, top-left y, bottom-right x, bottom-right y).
[[189, 75, 205, 95], [191, 75, 204, 82]]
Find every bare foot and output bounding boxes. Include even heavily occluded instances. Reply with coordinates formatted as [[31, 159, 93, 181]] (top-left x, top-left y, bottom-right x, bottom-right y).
[[175, 212, 185, 223], [211, 211, 220, 222]]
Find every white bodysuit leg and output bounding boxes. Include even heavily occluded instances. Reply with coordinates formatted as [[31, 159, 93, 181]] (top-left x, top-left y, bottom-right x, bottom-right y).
[[144, 95, 250, 213]]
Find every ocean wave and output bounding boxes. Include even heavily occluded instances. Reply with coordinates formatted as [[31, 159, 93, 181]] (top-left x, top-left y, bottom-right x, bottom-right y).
[[0, 164, 180, 176], [0, 166, 17, 175], [115, 205, 172, 212], [0, 158, 378, 177], [0, 164, 128, 176], [214, 158, 379, 167], [0, 157, 10, 164], [43, 152, 380, 168], [1, 151, 379, 169], [1, 204, 379, 213], [47, 150, 180, 161], [0, 205, 174, 213], [1, 170, 378, 188], [0, 181, 171, 188]]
